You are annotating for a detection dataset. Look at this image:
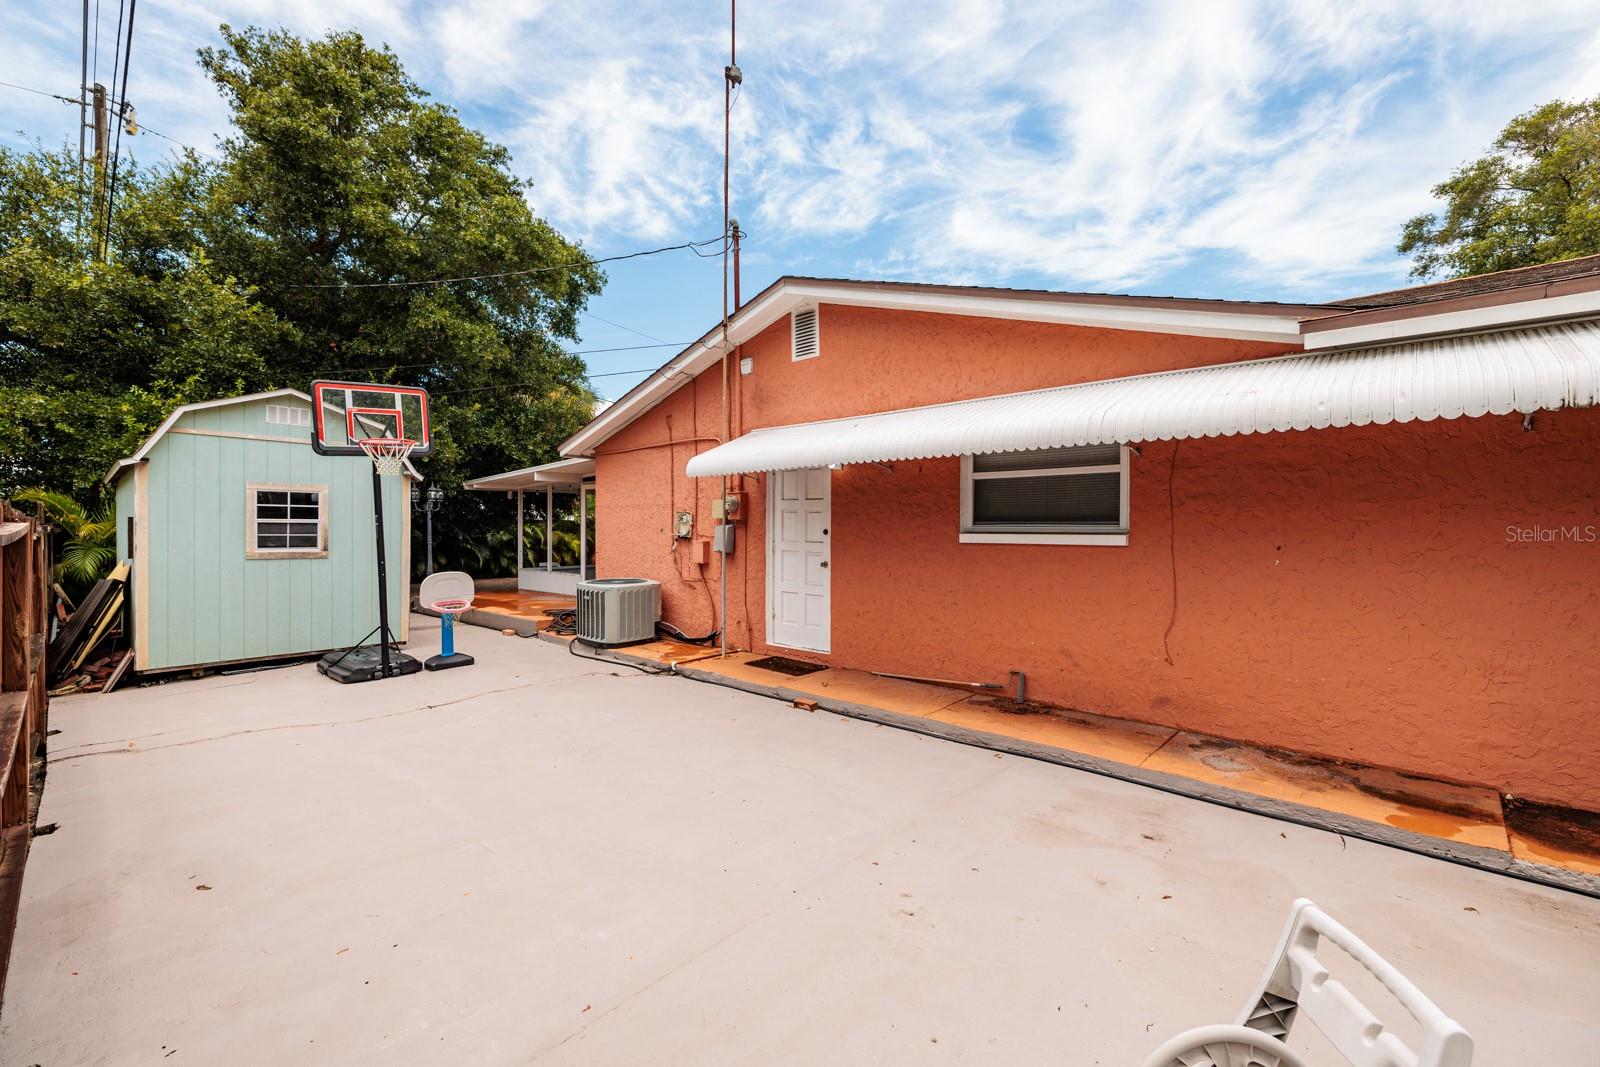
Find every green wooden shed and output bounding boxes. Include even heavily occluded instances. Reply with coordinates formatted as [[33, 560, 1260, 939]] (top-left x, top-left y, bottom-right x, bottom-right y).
[[105, 389, 414, 674]]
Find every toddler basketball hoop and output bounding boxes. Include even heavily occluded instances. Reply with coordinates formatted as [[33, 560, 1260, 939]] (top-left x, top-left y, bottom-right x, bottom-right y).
[[418, 571, 476, 671], [310, 381, 433, 684]]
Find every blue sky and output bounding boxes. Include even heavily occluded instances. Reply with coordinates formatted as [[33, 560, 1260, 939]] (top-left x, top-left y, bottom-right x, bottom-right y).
[[5, 1, 1600, 398]]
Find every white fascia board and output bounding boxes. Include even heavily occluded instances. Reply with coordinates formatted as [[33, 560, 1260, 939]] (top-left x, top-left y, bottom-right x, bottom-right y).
[[560, 281, 1307, 457], [1302, 289, 1600, 350], [104, 388, 313, 484], [104, 458, 142, 485], [778, 282, 1309, 343], [465, 457, 596, 491], [562, 284, 800, 457]]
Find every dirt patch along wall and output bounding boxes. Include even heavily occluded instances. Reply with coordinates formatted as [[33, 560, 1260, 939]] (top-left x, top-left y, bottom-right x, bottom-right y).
[[590, 304, 1600, 808]]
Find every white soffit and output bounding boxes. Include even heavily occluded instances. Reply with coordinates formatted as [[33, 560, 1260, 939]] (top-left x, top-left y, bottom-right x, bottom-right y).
[[103, 388, 311, 484], [684, 320, 1600, 476]]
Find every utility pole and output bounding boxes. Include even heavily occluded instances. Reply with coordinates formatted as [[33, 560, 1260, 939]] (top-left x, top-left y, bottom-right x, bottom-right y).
[[718, 0, 739, 659], [92, 84, 108, 174], [91, 83, 108, 261]]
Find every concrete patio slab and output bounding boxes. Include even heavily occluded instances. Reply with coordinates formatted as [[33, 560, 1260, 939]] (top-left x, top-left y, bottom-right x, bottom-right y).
[[4, 615, 1598, 1064]]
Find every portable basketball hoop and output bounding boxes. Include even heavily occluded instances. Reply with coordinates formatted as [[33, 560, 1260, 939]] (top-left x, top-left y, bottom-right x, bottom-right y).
[[310, 381, 433, 684], [359, 437, 417, 478], [419, 571, 476, 671]]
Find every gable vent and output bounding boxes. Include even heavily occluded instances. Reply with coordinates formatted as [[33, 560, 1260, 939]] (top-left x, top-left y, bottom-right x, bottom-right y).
[[265, 404, 310, 427], [791, 307, 820, 361]]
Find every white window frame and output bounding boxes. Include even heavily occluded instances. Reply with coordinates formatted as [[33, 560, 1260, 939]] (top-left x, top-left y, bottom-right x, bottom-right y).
[[958, 446, 1130, 546], [791, 306, 820, 361], [246, 482, 330, 559]]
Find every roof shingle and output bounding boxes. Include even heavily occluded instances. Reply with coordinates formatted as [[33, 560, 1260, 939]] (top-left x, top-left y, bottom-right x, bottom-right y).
[[1336, 254, 1600, 308]]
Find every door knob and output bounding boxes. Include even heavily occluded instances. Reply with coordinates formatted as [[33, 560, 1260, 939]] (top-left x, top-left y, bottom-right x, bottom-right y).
[[820, 561, 829, 568]]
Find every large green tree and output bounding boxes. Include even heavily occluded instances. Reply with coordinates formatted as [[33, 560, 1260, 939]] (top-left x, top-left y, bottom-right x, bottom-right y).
[[0, 145, 283, 495], [1, 25, 602, 576], [1400, 95, 1600, 278]]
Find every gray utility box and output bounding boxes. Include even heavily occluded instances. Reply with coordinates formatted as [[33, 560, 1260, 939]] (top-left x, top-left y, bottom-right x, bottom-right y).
[[576, 578, 661, 647]]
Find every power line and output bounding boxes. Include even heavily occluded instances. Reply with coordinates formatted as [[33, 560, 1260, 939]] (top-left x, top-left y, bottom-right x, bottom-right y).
[[135, 124, 191, 149], [287, 235, 732, 289], [100, 0, 137, 259], [314, 341, 688, 378], [580, 309, 670, 345], [0, 80, 196, 155], [0, 79, 77, 103], [426, 367, 659, 400]]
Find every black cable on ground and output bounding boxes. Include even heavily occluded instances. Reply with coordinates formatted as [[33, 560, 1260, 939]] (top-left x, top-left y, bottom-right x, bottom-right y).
[[656, 620, 718, 644], [567, 636, 669, 675], [547, 608, 577, 636]]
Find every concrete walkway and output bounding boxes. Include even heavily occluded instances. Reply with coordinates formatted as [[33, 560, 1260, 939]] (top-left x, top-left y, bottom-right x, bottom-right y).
[[4, 616, 1598, 1064]]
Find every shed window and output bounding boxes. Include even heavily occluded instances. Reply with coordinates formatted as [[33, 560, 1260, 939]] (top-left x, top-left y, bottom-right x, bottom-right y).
[[246, 484, 329, 558], [960, 445, 1129, 546]]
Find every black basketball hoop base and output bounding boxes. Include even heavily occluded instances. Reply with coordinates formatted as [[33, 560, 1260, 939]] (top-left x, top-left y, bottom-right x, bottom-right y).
[[318, 645, 423, 683]]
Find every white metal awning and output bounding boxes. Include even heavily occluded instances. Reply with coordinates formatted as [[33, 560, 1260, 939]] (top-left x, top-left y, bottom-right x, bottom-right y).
[[464, 457, 596, 492], [684, 320, 1600, 476]]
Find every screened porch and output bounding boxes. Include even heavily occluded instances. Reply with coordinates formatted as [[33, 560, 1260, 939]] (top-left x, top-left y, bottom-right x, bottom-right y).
[[464, 457, 596, 594]]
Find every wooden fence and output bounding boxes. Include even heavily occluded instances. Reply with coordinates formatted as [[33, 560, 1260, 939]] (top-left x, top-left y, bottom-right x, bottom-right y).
[[0, 501, 51, 1010]]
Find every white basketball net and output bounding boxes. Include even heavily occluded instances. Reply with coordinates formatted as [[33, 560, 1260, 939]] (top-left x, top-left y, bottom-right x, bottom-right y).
[[359, 438, 417, 477]]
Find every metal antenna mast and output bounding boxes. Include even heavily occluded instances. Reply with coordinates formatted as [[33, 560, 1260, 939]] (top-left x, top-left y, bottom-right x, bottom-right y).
[[719, 0, 740, 658]]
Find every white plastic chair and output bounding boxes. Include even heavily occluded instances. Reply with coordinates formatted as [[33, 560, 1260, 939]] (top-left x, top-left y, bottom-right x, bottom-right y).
[[1141, 898, 1473, 1067]]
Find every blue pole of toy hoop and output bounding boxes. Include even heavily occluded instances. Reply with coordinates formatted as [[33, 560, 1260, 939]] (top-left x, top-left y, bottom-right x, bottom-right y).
[[441, 613, 455, 658]]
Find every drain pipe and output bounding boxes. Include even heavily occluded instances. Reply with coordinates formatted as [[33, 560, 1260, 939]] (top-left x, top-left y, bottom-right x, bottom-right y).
[[873, 669, 1026, 703]]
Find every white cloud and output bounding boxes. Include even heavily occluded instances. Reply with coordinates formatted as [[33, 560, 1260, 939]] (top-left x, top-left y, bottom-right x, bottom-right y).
[[5, 0, 1600, 298]]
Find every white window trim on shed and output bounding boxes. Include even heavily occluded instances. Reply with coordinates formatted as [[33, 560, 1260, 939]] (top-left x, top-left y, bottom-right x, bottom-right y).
[[958, 446, 1130, 546], [245, 482, 330, 559]]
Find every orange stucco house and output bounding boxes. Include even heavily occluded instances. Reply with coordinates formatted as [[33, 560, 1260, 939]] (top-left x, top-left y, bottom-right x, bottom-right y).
[[529, 258, 1600, 812]]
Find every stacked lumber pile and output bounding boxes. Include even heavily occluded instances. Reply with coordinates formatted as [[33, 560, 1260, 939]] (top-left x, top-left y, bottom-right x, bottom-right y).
[[45, 560, 131, 695]]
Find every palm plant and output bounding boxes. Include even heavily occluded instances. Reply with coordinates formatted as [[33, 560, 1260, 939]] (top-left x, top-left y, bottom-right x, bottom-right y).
[[14, 489, 118, 586]]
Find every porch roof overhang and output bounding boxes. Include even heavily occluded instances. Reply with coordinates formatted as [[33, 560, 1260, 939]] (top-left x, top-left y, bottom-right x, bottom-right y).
[[463, 457, 596, 492], [684, 319, 1600, 477]]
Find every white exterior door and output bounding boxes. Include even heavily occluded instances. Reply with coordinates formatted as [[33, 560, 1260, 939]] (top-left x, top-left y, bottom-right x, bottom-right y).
[[768, 468, 830, 652]]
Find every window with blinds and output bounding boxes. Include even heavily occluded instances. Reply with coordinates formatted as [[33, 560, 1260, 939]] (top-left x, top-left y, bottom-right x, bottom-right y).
[[246, 484, 329, 558], [960, 444, 1128, 544]]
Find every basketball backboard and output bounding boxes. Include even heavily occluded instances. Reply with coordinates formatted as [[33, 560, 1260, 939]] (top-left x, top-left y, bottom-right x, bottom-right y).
[[310, 380, 432, 457], [419, 570, 475, 613]]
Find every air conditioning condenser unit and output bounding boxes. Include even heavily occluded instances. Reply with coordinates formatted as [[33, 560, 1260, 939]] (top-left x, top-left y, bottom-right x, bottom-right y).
[[576, 578, 661, 647]]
